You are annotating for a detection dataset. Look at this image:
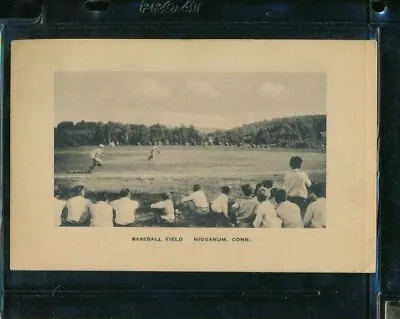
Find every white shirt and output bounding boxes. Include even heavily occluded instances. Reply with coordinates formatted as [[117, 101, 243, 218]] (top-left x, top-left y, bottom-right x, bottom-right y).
[[65, 196, 91, 223], [284, 169, 312, 199], [54, 197, 66, 226], [303, 198, 326, 228], [91, 148, 103, 159], [276, 201, 304, 228], [211, 194, 229, 217], [111, 197, 139, 225], [253, 201, 282, 228], [182, 191, 209, 209], [151, 199, 175, 221], [90, 201, 114, 227]]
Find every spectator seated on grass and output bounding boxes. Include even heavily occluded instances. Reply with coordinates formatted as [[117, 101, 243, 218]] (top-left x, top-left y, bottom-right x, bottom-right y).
[[54, 184, 66, 227], [62, 185, 91, 227], [302, 182, 320, 214], [307, 192, 318, 207], [253, 183, 263, 198], [283, 156, 312, 218], [261, 180, 274, 199], [231, 184, 259, 228], [308, 192, 318, 202], [151, 192, 175, 223], [253, 188, 282, 228], [303, 183, 326, 228], [89, 191, 114, 227], [111, 188, 139, 227], [210, 186, 234, 227], [176, 184, 211, 227], [269, 188, 278, 208], [177, 184, 210, 216], [274, 189, 304, 228]]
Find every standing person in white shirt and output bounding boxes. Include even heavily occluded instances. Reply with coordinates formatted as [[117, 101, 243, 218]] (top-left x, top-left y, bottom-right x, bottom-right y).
[[303, 183, 326, 228], [111, 188, 139, 226], [89, 192, 114, 227], [54, 184, 66, 227], [275, 189, 304, 228], [62, 185, 92, 226], [210, 186, 233, 227], [88, 144, 105, 173], [151, 192, 175, 223], [283, 156, 312, 217], [253, 188, 282, 228]]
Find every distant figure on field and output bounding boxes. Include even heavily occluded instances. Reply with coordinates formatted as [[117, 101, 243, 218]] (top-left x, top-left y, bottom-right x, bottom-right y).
[[283, 156, 312, 217], [62, 185, 91, 226], [148, 145, 160, 161], [274, 189, 304, 228], [54, 184, 66, 227], [253, 188, 282, 228], [89, 192, 114, 227], [151, 192, 175, 223], [303, 183, 326, 228], [88, 144, 105, 173], [231, 184, 258, 228], [111, 188, 139, 226]]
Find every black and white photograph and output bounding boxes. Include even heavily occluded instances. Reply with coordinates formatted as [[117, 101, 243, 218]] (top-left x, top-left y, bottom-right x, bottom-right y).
[[11, 40, 376, 272], [54, 72, 327, 229]]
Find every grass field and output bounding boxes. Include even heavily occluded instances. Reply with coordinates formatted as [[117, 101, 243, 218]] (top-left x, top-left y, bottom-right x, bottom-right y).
[[55, 145, 326, 227]]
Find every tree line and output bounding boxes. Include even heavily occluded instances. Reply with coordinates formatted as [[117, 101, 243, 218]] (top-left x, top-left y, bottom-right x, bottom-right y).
[[55, 114, 326, 149]]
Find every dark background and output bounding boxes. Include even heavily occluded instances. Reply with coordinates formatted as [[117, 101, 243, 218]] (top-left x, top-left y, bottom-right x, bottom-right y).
[[0, 0, 42, 18], [1, 0, 398, 318]]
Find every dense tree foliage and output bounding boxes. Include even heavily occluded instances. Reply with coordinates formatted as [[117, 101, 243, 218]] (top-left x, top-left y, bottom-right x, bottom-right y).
[[211, 115, 326, 148], [55, 115, 326, 149]]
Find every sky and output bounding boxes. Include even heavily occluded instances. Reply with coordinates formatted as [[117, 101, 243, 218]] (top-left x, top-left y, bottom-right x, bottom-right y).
[[55, 72, 326, 130]]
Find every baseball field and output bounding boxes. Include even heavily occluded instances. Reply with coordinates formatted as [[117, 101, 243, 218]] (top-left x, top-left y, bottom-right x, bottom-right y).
[[54, 145, 326, 226]]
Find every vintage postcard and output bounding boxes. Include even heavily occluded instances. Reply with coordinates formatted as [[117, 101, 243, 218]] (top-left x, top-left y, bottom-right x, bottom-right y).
[[10, 39, 377, 272]]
